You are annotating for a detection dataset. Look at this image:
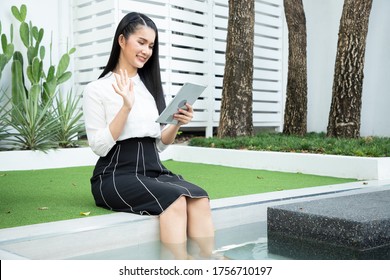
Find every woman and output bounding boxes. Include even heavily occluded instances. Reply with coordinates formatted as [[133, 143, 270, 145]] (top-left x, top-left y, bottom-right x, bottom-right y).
[[82, 12, 215, 259]]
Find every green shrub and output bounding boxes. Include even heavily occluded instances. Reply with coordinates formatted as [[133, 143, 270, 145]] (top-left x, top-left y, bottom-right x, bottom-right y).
[[189, 132, 390, 157]]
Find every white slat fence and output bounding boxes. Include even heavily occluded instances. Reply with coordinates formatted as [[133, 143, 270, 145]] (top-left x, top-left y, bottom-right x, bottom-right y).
[[72, 0, 284, 136]]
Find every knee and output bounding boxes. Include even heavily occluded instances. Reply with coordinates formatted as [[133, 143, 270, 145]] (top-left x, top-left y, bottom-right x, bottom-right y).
[[199, 198, 211, 211], [168, 196, 187, 215], [188, 198, 211, 213]]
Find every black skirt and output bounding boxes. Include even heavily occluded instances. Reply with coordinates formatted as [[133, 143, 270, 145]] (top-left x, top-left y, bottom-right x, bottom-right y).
[[91, 137, 209, 216]]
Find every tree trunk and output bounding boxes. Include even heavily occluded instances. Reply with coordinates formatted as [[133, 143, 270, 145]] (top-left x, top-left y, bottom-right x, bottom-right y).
[[217, 0, 254, 138], [327, 0, 373, 138], [282, 0, 307, 136]]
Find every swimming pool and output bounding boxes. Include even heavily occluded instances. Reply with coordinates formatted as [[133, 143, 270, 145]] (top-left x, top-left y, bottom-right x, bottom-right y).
[[0, 180, 386, 260]]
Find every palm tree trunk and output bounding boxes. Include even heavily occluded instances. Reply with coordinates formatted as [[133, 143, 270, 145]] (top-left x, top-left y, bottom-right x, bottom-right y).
[[327, 0, 373, 138], [282, 0, 308, 136], [218, 0, 254, 138]]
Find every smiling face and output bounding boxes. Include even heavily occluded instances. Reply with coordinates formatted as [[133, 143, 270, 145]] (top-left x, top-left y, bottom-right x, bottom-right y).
[[117, 25, 156, 76]]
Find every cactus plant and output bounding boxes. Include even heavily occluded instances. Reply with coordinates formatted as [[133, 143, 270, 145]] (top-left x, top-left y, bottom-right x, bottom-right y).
[[0, 4, 80, 151], [10, 4, 75, 105], [0, 21, 15, 80], [11, 51, 27, 106]]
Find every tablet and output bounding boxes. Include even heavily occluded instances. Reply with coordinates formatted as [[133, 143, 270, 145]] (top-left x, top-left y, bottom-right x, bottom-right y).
[[156, 83, 207, 124]]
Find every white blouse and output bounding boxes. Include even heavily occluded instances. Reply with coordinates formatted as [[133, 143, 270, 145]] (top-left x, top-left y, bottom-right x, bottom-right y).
[[82, 72, 168, 157]]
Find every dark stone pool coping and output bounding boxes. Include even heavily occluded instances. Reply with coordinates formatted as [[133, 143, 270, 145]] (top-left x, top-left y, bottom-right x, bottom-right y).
[[267, 186, 390, 259]]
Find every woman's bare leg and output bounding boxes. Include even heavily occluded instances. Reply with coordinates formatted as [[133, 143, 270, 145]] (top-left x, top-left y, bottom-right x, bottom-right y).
[[187, 198, 215, 258], [159, 196, 188, 259]]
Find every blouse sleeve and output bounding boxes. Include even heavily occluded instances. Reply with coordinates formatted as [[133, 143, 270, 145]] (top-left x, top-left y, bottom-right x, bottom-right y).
[[155, 137, 169, 152], [155, 124, 170, 152], [82, 83, 116, 157]]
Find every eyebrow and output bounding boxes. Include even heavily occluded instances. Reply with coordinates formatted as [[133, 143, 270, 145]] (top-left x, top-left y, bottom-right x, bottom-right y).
[[138, 37, 154, 45]]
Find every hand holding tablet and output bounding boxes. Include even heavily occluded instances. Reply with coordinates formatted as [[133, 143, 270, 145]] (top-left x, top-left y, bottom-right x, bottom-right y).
[[156, 83, 207, 125]]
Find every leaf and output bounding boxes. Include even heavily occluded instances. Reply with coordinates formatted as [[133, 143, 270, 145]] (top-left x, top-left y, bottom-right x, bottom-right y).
[[80, 211, 91, 216], [31, 26, 39, 41], [11, 6, 22, 22], [53, 91, 85, 147], [39, 46, 45, 60], [31, 57, 42, 83], [5, 43, 14, 60], [56, 53, 70, 78], [57, 71, 71, 84], [37, 28, 44, 43], [30, 84, 41, 99], [20, 22, 30, 48], [43, 79, 57, 99], [27, 64, 33, 84], [10, 23, 14, 43], [20, 4, 27, 22], [6, 91, 60, 151], [46, 65, 55, 81], [13, 51, 24, 64], [27, 45, 39, 66], [1, 34, 7, 52], [11, 59, 25, 105], [68, 47, 76, 55]]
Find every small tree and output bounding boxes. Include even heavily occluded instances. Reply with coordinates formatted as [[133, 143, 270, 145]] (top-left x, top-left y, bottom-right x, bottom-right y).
[[282, 0, 307, 136], [218, 0, 255, 138], [327, 0, 373, 138]]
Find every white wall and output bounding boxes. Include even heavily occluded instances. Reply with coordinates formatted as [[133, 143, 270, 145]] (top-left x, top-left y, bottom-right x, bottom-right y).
[[0, 0, 73, 93], [361, 0, 390, 136], [302, 0, 390, 136]]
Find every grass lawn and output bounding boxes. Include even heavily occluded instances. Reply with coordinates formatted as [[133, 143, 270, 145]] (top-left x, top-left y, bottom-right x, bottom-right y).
[[0, 160, 357, 229]]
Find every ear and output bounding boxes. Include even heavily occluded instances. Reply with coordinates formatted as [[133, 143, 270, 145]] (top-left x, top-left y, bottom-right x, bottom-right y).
[[118, 34, 126, 48]]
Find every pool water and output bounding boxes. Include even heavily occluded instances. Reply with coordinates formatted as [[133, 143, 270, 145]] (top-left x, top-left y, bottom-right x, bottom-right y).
[[67, 221, 289, 260]]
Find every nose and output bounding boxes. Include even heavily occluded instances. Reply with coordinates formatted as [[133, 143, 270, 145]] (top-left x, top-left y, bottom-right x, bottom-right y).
[[141, 45, 151, 56]]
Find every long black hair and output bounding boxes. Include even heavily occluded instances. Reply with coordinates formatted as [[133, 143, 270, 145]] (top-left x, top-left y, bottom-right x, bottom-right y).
[[99, 12, 166, 114]]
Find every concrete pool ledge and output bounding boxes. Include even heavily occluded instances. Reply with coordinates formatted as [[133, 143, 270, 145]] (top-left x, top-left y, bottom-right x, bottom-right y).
[[0, 180, 388, 260]]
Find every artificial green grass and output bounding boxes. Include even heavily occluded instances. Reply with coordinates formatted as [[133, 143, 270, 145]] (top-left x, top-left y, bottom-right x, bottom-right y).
[[0, 161, 356, 229]]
